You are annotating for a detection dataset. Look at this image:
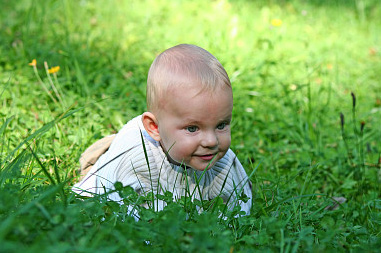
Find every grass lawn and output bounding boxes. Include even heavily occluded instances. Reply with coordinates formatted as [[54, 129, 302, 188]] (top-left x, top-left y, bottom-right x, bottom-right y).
[[1, 0, 380, 251]]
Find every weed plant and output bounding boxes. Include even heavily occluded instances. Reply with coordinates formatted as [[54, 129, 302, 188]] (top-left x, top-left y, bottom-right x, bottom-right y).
[[1, 0, 380, 252]]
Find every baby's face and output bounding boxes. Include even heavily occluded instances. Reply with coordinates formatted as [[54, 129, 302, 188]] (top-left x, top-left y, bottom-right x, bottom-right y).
[[156, 81, 233, 171]]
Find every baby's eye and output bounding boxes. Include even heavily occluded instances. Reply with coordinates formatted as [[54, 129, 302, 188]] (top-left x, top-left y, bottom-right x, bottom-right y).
[[186, 126, 198, 133], [217, 122, 227, 130]]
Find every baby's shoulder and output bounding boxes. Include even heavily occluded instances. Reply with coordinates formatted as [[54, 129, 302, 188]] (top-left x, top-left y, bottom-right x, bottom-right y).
[[212, 149, 246, 176], [111, 115, 144, 146], [216, 149, 239, 166], [108, 114, 160, 157]]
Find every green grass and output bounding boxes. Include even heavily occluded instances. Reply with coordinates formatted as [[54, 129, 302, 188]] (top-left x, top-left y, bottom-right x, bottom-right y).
[[1, 0, 380, 251]]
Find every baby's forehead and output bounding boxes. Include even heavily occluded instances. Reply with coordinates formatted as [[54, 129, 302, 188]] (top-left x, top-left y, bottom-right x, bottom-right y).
[[165, 78, 231, 97], [164, 81, 232, 104]]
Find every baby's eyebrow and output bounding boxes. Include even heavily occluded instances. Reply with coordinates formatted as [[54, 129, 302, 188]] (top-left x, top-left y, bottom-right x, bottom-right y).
[[184, 119, 202, 125], [220, 115, 232, 122], [184, 116, 232, 126], [225, 115, 232, 121]]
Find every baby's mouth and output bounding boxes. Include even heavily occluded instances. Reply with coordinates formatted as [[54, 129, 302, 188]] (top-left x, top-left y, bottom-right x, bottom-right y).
[[197, 154, 217, 161]]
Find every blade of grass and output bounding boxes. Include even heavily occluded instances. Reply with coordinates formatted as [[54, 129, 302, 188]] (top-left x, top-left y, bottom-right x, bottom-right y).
[[139, 130, 155, 211], [0, 76, 12, 99], [28, 144, 56, 185]]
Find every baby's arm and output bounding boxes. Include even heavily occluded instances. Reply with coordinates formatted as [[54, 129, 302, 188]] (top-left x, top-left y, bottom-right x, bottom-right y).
[[78, 135, 116, 180]]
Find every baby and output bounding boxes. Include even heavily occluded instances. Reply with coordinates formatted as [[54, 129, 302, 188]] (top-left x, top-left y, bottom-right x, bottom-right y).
[[73, 44, 252, 216]]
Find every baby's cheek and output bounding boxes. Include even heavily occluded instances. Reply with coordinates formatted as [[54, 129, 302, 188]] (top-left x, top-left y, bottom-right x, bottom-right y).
[[177, 138, 198, 156], [220, 133, 231, 151]]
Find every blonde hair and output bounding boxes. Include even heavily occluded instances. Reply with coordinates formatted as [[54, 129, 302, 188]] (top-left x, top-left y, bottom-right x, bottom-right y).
[[146, 44, 231, 112]]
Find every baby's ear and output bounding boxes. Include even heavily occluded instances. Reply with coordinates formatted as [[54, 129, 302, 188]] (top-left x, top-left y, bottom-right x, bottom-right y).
[[142, 112, 161, 141]]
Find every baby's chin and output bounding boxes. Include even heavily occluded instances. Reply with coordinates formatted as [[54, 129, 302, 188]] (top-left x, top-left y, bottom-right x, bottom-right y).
[[188, 160, 218, 171]]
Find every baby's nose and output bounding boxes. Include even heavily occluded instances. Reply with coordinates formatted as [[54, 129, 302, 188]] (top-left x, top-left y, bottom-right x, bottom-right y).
[[201, 131, 218, 148]]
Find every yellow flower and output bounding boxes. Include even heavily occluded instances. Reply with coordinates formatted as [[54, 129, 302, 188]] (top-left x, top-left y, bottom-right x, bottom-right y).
[[271, 19, 282, 27], [48, 66, 60, 74], [29, 59, 37, 66]]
